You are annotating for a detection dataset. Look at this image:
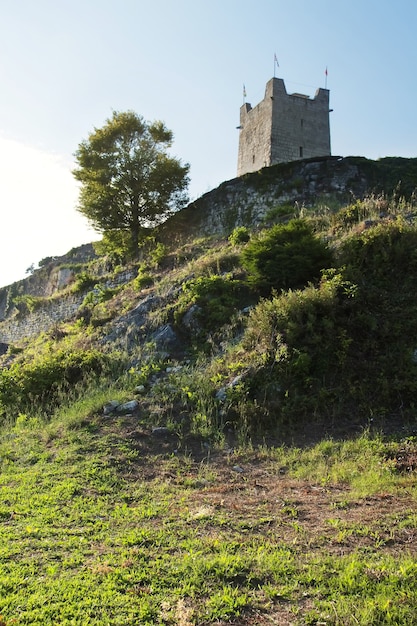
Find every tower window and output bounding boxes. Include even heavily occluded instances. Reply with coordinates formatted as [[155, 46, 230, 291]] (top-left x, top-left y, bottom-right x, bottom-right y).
[[299, 147, 303, 158], [301, 119, 304, 128], [252, 154, 255, 163]]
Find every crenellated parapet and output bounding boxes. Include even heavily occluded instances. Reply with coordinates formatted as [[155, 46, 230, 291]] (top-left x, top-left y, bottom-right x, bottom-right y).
[[237, 77, 331, 176]]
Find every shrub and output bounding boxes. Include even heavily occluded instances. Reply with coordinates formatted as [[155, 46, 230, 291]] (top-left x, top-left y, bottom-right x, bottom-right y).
[[0, 349, 113, 420], [38, 256, 56, 267], [133, 266, 154, 290], [72, 272, 97, 293], [175, 274, 244, 332], [229, 226, 250, 245], [82, 285, 117, 307], [238, 218, 417, 429], [241, 272, 354, 421], [241, 219, 333, 293], [13, 294, 44, 314], [150, 241, 167, 267]]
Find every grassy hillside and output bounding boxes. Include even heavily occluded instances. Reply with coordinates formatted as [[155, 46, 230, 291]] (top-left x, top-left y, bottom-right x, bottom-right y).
[[1, 178, 417, 623]]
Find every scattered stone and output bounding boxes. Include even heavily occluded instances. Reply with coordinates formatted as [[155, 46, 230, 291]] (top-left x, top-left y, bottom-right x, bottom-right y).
[[232, 465, 244, 473], [116, 399, 139, 414], [215, 388, 227, 403], [0, 342, 9, 356], [166, 365, 183, 373], [230, 375, 243, 388], [103, 400, 121, 415], [151, 426, 171, 437], [135, 384, 146, 394]]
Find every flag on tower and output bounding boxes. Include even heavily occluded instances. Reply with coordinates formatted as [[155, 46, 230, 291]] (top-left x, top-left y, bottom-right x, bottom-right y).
[[243, 84, 247, 99], [274, 53, 279, 67]]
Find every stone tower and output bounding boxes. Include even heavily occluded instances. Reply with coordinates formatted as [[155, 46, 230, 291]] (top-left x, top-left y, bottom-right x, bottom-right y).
[[237, 77, 331, 176]]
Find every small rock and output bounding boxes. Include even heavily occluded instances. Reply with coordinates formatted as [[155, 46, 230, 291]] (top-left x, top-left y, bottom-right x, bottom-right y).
[[135, 385, 146, 394], [151, 427, 171, 437], [215, 387, 227, 402], [103, 400, 120, 415], [116, 399, 139, 414], [232, 465, 244, 473], [166, 365, 183, 373]]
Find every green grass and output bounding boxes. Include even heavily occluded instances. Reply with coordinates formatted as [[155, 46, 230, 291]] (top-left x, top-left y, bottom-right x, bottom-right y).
[[3, 186, 417, 624], [0, 411, 417, 625]]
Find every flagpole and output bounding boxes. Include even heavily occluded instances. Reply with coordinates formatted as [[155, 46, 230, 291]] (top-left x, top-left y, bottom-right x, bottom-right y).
[[325, 66, 328, 89], [274, 53, 279, 78]]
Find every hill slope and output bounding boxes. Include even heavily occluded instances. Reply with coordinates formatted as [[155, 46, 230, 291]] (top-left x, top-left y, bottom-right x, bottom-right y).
[[1, 156, 417, 623]]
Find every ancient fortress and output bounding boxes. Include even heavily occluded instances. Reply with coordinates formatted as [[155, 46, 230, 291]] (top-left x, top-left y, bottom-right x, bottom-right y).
[[237, 77, 331, 176]]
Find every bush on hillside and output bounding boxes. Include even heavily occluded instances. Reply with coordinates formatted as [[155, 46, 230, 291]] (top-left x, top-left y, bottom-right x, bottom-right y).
[[0, 349, 113, 420], [175, 274, 245, 333], [235, 220, 417, 431], [229, 226, 250, 245], [241, 219, 333, 293]]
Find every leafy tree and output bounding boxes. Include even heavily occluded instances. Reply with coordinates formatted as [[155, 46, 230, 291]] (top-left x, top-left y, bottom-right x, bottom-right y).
[[73, 111, 190, 258]]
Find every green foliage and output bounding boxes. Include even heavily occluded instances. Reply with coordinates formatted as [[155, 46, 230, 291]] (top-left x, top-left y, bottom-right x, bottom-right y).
[[241, 271, 354, 425], [38, 256, 56, 267], [150, 241, 167, 267], [133, 266, 154, 290], [241, 218, 333, 293], [81, 284, 118, 307], [263, 203, 295, 223], [235, 219, 417, 428], [340, 218, 417, 283], [13, 294, 44, 314], [93, 230, 134, 265], [0, 349, 111, 420], [175, 274, 244, 332], [72, 272, 97, 293], [228, 226, 250, 245], [331, 200, 369, 232], [73, 110, 190, 259], [138, 236, 168, 267]]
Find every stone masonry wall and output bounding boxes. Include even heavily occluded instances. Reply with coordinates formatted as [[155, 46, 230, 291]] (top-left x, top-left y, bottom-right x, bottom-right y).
[[0, 268, 136, 344], [164, 156, 369, 242], [237, 78, 330, 176]]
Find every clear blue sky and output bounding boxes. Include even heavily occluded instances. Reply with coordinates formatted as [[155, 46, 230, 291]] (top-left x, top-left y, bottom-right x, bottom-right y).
[[1, 0, 416, 287]]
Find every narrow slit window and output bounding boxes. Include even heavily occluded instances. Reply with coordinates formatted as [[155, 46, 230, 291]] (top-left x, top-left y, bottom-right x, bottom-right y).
[[299, 146, 303, 158]]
